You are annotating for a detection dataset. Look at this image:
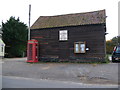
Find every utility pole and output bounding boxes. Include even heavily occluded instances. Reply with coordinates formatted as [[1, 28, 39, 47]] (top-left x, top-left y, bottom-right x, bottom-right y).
[[118, 2, 120, 45], [28, 4, 31, 40]]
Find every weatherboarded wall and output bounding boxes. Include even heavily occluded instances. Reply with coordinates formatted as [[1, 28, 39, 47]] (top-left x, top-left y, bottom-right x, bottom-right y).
[[30, 24, 106, 63]]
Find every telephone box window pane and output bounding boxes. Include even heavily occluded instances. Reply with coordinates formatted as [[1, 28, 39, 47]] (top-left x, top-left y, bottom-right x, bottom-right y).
[[28, 44, 33, 60]]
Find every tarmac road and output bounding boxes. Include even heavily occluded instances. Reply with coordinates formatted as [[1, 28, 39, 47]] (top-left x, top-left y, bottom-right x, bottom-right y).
[[2, 58, 119, 87], [2, 76, 118, 88]]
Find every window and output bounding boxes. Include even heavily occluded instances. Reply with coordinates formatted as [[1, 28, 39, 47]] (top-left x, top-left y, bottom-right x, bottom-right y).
[[74, 42, 86, 53], [1, 46, 3, 52], [1, 44, 4, 52], [59, 30, 68, 41], [116, 46, 120, 53]]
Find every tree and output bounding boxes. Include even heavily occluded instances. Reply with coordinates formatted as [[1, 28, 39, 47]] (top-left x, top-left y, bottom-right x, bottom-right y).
[[2, 16, 28, 57], [106, 36, 120, 54], [118, 36, 120, 44], [106, 40, 114, 54]]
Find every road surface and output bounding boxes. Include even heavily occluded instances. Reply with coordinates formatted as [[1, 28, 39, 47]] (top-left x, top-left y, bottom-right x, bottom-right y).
[[2, 58, 119, 85], [2, 58, 120, 89], [2, 76, 118, 88]]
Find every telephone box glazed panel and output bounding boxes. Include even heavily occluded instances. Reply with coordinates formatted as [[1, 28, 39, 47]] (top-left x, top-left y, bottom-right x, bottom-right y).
[[27, 39, 38, 62]]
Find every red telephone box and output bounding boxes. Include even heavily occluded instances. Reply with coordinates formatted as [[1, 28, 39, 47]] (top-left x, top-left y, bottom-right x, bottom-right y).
[[27, 39, 39, 62]]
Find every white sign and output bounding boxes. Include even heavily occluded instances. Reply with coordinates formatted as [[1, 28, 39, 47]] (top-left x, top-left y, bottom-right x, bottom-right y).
[[86, 48, 89, 51], [59, 30, 68, 41]]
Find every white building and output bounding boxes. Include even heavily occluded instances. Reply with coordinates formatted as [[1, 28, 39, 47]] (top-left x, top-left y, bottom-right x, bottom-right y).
[[0, 28, 5, 58]]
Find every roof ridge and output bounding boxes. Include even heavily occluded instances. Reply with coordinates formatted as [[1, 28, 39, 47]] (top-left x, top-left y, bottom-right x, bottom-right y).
[[31, 9, 106, 29], [39, 9, 105, 17]]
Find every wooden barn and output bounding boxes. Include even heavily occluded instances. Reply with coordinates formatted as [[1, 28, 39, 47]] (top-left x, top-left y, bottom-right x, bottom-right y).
[[30, 10, 107, 63]]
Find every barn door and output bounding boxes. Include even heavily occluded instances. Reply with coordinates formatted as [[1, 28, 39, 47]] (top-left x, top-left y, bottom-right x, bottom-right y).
[[59, 42, 69, 61]]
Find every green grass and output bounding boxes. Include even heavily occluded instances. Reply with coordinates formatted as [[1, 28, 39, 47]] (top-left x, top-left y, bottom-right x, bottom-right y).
[[27, 59, 110, 64], [104, 54, 111, 64], [26, 54, 111, 64]]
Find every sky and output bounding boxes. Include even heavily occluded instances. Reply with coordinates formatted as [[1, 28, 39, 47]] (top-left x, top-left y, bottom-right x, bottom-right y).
[[0, 0, 119, 40]]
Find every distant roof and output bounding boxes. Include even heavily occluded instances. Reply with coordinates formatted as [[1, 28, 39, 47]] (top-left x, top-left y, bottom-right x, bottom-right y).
[[31, 10, 106, 29]]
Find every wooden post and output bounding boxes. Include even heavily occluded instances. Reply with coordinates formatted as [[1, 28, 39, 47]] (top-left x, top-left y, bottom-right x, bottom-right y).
[[28, 4, 31, 40]]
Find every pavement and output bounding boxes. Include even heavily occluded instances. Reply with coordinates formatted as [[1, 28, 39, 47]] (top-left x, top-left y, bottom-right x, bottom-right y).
[[2, 58, 119, 85]]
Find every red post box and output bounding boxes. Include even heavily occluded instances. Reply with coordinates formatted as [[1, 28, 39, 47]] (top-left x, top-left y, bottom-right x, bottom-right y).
[[27, 39, 39, 62]]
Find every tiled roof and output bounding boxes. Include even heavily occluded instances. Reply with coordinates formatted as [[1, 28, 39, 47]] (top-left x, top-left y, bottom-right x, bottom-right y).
[[31, 10, 106, 29]]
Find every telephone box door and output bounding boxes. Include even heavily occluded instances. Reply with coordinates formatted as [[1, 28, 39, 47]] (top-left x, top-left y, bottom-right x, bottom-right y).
[[27, 39, 38, 62]]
